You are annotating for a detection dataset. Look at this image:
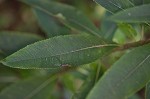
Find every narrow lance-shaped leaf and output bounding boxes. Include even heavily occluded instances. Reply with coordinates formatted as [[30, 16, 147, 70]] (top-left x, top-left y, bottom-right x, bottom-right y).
[[94, 0, 146, 13], [72, 63, 101, 99], [101, 20, 117, 42], [87, 43, 150, 99], [1, 34, 115, 69], [108, 4, 150, 23], [145, 81, 150, 99], [0, 31, 43, 56], [0, 76, 56, 99], [20, 0, 102, 38], [94, 0, 134, 13], [33, 8, 70, 37], [100, 12, 117, 42]]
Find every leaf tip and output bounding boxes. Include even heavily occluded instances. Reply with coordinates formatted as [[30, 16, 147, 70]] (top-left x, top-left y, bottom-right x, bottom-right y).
[[0, 59, 7, 65]]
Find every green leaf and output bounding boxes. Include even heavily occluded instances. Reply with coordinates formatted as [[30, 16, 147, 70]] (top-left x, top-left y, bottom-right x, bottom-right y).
[[0, 65, 19, 92], [87, 43, 150, 99], [100, 12, 117, 42], [118, 23, 137, 39], [128, 94, 141, 99], [72, 63, 101, 99], [1, 34, 115, 69], [94, 0, 133, 13], [101, 20, 117, 42], [61, 74, 76, 92], [130, 0, 143, 6], [70, 70, 88, 81], [109, 4, 150, 23], [20, 0, 102, 38], [144, 0, 150, 3], [33, 8, 70, 37], [0, 65, 19, 83], [146, 81, 150, 99], [0, 76, 56, 99], [0, 31, 43, 56]]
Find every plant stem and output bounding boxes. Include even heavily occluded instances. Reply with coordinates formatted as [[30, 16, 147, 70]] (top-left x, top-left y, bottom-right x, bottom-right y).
[[114, 39, 150, 51]]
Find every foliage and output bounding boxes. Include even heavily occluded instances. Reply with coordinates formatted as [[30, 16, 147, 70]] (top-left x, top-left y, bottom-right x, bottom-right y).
[[0, 0, 150, 99]]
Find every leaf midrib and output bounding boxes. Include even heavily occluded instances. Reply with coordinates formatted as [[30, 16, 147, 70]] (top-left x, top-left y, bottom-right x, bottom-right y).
[[6, 44, 116, 63], [115, 54, 150, 90]]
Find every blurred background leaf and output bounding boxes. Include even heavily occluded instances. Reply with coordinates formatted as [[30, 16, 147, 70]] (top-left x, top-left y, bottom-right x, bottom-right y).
[[146, 81, 150, 99], [99, 12, 117, 42], [0, 76, 56, 99], [20, 0, 103, 38], [0, 31, 43, 56]]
